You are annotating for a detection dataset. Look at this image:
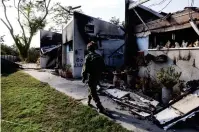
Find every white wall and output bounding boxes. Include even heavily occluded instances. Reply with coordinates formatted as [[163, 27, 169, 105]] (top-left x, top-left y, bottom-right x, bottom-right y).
[[62, 19, 74, 68], [67, 52, 74, 66], [73, 17, 86, 78], [139, 48, 199, 81], [137, 37, 149, 55]]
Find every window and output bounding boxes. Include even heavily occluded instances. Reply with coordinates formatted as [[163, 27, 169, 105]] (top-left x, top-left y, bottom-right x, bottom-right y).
[[66, 41, 73, 52], [69, 42, 73, 51]]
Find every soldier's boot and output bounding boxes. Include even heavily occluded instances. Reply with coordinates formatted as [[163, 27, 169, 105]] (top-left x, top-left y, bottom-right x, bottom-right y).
[[96, 103, 106, 113], [97, 105, 112, 117], [87, 95, 92, 106]]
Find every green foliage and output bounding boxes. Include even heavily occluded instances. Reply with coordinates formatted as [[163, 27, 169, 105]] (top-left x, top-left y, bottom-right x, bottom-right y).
[[27, 48, 40, 63], [1, 44, 19, 56], [2, 71, 129, 132], [109, 17, 125, 29], [157, 66, 182, 88], [62, 64, 71, 72], [1, 0, 51, 60], [49, 3, 82, 32], [121, 21, 125, 29], [110, 16, 120, 26]]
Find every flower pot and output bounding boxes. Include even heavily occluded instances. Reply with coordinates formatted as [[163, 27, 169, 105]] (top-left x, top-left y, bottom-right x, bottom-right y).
[[66, 71, 73, 78], [61, 70, 65, 78], [113, 72, 121, 87], [126, 70, 138, 89], [127, 74, 135, 88], [64, 71, 67, 78], [162, 86, 172, 105], [58, 69, 62, 76]]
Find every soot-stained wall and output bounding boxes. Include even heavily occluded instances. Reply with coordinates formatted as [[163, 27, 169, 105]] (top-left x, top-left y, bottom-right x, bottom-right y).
[[40, 30, 62, 68], [72, 12, 125, 78]]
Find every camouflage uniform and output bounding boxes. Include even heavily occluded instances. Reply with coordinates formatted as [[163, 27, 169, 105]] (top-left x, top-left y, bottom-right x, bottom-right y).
[[82, 43, 105, 111]]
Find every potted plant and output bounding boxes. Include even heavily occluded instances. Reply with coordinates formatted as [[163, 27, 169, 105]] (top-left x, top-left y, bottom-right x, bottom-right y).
[[60, 64, 73, 78], [65, 64, 73, 78], [157, 67, 182, 105]]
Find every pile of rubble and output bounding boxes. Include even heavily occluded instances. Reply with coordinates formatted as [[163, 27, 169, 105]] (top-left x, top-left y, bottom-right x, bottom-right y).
[[99, 79, 199, 130], [101, 88, 158, 118]]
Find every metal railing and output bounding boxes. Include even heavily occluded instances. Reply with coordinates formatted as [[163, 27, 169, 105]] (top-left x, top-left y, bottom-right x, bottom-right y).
[[108, 43, 125, 66]]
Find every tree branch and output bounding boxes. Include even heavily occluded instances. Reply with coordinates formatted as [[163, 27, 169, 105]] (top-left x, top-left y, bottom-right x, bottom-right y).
[[27, 33, 33, 48], [59, 5, 70, 13], [41, 0, 51, 22], [16, 0, 27, 45], [0, 18, 10, 31], [14, 0, 29, 21], [0, 18, 19, 46], [1, 0, 13, 30]]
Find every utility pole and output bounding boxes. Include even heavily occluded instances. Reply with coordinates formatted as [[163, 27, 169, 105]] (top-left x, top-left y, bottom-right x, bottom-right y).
[[124, 0, 150, 66], [124, 0, 138, 67]]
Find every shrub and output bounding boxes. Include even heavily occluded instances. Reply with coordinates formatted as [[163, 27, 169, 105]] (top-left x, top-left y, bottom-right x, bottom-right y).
[[1, 44, 19, 56], [157, 66, 182, 88], [27, 48, 40, 63]]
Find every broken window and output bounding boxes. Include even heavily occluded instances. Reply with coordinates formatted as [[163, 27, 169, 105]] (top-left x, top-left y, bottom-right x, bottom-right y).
[[148, 28, 199, 49], [66, 41, 73, 52]]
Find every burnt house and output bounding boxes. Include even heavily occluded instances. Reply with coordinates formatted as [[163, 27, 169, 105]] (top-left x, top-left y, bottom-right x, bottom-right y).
[[40, 30, 62, 68], [124, 0, 164, 66], [62, 12, 125, 78], [134, 7, 199, 81]]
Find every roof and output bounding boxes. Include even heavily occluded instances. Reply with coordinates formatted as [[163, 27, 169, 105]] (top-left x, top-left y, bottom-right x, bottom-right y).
[[128, 0, 164, 18], [155, 89, 199, 130], [135, 7, 199, 33], [62, 12, 125, 44]]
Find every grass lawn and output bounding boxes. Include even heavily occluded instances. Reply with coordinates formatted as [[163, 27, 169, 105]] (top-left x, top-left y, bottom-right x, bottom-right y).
[[1, 71, 130, 132]]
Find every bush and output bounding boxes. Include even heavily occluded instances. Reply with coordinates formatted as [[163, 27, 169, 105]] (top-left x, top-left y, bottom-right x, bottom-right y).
[[27, 48, 40, 63], [157, 66, 182, 88], [1, 44, 19, 56], [1, 44, 40, 63]]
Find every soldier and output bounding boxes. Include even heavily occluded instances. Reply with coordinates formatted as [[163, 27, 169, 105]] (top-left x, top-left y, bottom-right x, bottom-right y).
[[81, 41, 106, 113]]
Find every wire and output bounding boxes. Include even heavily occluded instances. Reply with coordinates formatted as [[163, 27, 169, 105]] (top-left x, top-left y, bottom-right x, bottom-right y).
[[191, 0, 194, 7], [189, 0, 195, 20], [158, 0, 173, 12], [148, 0, 168, 8]]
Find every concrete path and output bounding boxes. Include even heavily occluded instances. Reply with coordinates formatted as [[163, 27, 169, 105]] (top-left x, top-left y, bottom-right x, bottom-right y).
[[24, 69, 197, 132]]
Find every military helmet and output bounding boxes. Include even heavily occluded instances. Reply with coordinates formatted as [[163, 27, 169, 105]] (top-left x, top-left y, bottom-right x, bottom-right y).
[[87, 41, 97, 51]]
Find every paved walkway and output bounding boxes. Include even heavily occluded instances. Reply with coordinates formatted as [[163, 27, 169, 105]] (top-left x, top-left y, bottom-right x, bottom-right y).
[[24, 69, 197, 132]]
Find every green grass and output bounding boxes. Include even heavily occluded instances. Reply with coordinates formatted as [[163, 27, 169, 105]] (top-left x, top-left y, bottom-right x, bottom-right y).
[[1, 71, 130, 132]]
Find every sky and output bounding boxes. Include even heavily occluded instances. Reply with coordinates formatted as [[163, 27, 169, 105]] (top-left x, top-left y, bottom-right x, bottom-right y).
[[0, 0, 199, 47]]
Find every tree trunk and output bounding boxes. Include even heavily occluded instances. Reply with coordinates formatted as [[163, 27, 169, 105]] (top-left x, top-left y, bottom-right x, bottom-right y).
[[17, 44, 29, 61]]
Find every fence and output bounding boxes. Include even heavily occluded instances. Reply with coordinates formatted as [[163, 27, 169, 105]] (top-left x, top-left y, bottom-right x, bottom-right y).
[[0, 55, 20, 62]]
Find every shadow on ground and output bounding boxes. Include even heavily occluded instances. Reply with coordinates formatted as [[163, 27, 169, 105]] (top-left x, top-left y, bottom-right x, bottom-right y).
[[1, 58, 21, 76]]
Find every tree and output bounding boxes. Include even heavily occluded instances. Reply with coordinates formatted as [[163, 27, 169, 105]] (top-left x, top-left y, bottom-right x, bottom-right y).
[[0, 0, 52, 61], [109, 17, 125, 30], [121, 21, 125, 30], [1, 44, 19, 56], [49, 3, 82, 32], [27, 47, 40, 63], [109, 16, 120, 26], [0, 35, 5, 44]]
